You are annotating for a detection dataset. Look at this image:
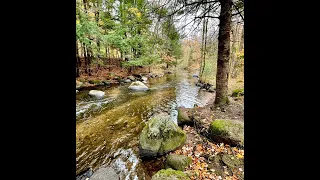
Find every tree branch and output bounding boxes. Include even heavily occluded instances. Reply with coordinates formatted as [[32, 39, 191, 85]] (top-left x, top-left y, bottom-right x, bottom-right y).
[[231, 1, 244, 21], [232, 10, 243, 16], [195, 16, 219, 19]]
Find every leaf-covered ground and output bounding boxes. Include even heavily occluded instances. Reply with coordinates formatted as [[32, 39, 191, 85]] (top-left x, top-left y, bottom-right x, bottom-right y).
[[171, 125, 244, 180]]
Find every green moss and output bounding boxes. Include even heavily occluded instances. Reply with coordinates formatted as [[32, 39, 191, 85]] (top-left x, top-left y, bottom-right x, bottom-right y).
[[139, 115, 186, 157], [89, 80, 101, 84], [162, 131, 186, 153], [139, 118, 162, 154], [165, 154, 192, 171], [231, 88, 244, 97], [210, 120, 229, 136], [151, 168, 190, 180], [210, 119, 244, 147]]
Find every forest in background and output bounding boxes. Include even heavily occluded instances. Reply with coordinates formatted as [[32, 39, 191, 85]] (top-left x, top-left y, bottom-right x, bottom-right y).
[[76, 1, 245, 179], [76, 0, 244, 106]]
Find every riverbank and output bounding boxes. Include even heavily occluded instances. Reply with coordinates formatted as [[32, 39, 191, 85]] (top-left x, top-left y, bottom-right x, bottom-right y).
[[76, 68, 244, 180], [76, 64, 175, 91]]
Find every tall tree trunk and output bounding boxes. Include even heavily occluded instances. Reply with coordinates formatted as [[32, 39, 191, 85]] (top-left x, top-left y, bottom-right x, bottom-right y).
[[214, 0, 232, 107], [200, 17, 205, 77], [95, 2, 100, 57], [230, 23, 238, 78], [87, 46, 92, 76], [83, 44, 88, 74], [201, 18, 209, 78]]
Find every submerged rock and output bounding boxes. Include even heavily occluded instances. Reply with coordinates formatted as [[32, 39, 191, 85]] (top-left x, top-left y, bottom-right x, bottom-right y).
[[210, 119, 244, 147], [165, 154, 192, 171], [124, 79, 131, 83], [151, 168, 190, 180], [89, 167, 119, 180], [139, 114, 186, 158], [88, 90, 105, 99], [128, 81, 149, 91]]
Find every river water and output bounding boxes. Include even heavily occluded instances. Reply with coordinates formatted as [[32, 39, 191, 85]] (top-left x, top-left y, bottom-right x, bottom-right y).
[[76, 71, 214, 179]]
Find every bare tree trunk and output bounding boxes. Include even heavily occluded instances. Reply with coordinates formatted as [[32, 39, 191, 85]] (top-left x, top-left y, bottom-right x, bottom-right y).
[[83, 44, 88, 74], [95, 2, 100, 57], [87, 47, 92, 76], [200, 16, 205, 77], [214, 0, 232, 107], [201, 18, 209, 78], [230, 23, 238, 78]]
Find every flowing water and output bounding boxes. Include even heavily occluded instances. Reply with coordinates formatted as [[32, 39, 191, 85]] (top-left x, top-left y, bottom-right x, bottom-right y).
[[76, 71, 214, 179]]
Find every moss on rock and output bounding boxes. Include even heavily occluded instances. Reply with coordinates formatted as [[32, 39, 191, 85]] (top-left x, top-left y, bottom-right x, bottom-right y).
[[210, 119, 244, 147], [151, 168, 190, 180], [89, 80, 101, 84], [165, 154, 192, 171], [177, 107, 193, 125], [139, 114, 186, 158], [221, 154, 242, 169]]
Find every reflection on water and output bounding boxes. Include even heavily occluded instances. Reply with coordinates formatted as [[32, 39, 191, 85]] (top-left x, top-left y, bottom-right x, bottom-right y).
[[76, 71, 214, 178]]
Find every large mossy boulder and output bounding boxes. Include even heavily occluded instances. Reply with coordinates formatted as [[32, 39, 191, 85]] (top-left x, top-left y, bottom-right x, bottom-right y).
[[177, 107, 193, 125], [128, 81, 149, 91], [139, 114, 187, 158], [209, 119, 244, 147], [165, 154, 192, 171], [151, 168, 190, 180]]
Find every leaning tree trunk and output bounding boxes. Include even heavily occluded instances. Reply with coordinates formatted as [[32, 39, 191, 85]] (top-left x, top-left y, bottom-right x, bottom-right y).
[[214, 0, 232, 107]]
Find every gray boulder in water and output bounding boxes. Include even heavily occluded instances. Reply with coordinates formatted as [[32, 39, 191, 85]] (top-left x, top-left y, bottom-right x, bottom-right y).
[[128, 81, 149, 91], [88, 90, 105, 99], [89, 167, 119, 180]]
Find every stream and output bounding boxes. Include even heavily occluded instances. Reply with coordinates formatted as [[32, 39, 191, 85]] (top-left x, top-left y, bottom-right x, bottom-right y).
[[76, 71, 214, 179]]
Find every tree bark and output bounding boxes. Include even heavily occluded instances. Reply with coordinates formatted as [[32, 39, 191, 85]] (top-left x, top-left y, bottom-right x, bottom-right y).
[[214, 0, 232, 107]]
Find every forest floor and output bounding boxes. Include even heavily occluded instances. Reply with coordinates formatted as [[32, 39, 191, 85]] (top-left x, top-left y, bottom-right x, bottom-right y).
[[142, 95, 244, 180]]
